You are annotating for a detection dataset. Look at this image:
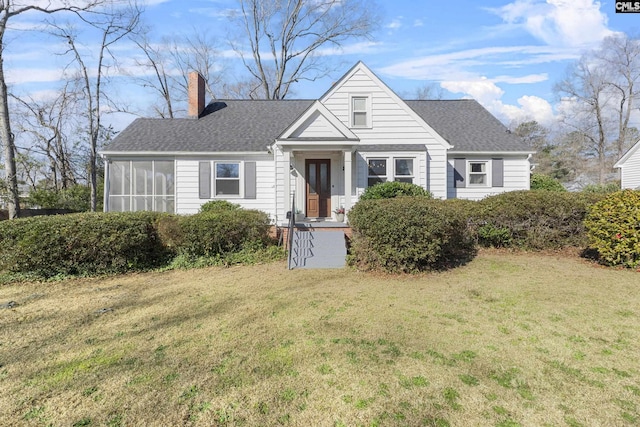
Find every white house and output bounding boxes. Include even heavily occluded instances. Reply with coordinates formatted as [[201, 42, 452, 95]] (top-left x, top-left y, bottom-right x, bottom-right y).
[[100, 62, 533, 225], [615, 139, 640, 189]]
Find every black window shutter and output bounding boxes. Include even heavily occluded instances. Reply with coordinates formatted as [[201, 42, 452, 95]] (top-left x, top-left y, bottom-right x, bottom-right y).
[[492, 158, 504, 187], [454, 158, 466, 188], [199, 161, 211, 199], [244, 161, 257, 199]]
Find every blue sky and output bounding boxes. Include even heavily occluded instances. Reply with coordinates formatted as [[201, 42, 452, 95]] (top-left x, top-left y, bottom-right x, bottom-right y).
[[6, 0, 640, 131]]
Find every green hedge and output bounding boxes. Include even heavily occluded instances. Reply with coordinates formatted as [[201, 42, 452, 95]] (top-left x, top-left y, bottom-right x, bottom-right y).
[[0, 212, 170, 278], [348, 198, 476, 273], [199, 200, 242, 213], [359, 181, 432, 200], [530, 173, 566, 192], [584, 190, 640, 268], [474, 191, 605, 249], [158, 209, 273, 259]]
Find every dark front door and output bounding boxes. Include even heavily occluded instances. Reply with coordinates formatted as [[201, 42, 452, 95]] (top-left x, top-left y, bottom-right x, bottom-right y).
[[306, 159, 331, 218]]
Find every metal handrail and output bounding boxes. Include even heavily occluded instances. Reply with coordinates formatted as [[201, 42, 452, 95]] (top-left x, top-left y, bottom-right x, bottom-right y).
[[287, 192, 296, 270]]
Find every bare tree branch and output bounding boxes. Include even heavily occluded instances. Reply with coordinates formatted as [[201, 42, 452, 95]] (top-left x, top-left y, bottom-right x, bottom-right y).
[[230, 0, 380, 99], [0, 0, 113, 218]]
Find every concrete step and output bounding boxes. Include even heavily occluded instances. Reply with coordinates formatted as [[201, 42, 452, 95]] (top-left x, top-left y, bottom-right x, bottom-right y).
[[289, 230, 346, 269]]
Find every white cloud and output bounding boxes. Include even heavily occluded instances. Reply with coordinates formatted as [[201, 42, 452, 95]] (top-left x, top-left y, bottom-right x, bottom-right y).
[[493, 74, 549, 84], [488, 0, 614, 48], [386, 18, 403, 30], [441, 79, 554, 125], [413, 19, 424, 27], [188, 7, 236, 19], [6, 68, 65, 85], [441, 78, 555, 125], [378, 45, 572, 84]]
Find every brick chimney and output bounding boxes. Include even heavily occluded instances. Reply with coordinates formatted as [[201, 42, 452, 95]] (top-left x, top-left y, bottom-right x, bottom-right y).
[[188, 71, 205, 118]]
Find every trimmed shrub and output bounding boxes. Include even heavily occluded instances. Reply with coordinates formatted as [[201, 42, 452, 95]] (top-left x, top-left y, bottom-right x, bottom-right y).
[[0, 212, 170, 278], [199, 200, 242, 213], [584, 190, 640, 268], [475, 191, 605, 249], [530, 173, 566, 192], [582, 182, 620, 194], [359, 181, 432, 200], [348, 197, 476, 273], [174, 209, 272, 258]]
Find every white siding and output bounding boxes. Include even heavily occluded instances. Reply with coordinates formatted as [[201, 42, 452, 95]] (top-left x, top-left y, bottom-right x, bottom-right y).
[[620, 146, 640, 189], [291, 112, 343, 138], [446, 156, 531, 200], [175, 155, 276, 219], [322, 68, 449, 199]]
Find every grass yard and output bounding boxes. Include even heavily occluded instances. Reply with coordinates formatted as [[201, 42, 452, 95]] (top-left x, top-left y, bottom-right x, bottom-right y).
[[0, 250, 639, 427]]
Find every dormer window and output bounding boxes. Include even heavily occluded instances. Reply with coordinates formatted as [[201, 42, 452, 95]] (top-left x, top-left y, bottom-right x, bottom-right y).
[[351, 95, 370, 128]]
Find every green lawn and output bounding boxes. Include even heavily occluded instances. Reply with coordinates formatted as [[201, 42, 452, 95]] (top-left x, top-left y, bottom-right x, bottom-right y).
[[0, 250, 638, 426]]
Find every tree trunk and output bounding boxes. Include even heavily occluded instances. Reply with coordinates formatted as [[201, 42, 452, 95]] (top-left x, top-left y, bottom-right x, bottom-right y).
[[0, 49, 20, 218]]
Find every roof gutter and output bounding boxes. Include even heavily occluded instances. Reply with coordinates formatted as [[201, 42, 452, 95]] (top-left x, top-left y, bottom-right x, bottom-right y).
[[447, 150, 535, 156], [100, 150, 269, 157]]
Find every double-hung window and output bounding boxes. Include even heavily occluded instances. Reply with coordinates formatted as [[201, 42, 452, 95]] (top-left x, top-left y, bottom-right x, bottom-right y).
[[367, 159, 387, 187], [200, 161, 247, 198], [351, 95, 370, 128], [394, 158, 414, 183], [468, 161, 488, 186]]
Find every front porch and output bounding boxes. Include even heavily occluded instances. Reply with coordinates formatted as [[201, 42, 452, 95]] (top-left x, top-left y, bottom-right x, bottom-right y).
[[279, 147, 356, 225]]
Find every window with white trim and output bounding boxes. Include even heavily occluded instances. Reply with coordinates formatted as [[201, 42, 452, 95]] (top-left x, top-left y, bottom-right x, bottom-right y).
[[351, 95, 370, 128], [108, 160, 175, 213], [394, 158, 414, 183], [468, 161, 488, 186], [367, 159, 387, 187], [200, 161, 247, 198]]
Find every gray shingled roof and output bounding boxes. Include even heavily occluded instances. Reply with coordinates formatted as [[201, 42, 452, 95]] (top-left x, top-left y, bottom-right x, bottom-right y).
[[103, 98, 531, 154], [103, 100, 314, 153], [405, 100, 531, 152]]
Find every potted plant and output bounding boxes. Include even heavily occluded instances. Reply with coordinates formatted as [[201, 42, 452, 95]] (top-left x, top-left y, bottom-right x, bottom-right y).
[[295, 209, 305, 221], [334, 207, 345, 222]]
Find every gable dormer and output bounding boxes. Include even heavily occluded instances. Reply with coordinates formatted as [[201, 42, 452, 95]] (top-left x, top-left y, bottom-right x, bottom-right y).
[[277, 100, 358, 143], [320, 61, 452, 150]]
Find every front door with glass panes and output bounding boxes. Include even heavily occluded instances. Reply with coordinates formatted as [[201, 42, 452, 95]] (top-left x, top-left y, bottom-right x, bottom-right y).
[[305, 159, 331, 218]]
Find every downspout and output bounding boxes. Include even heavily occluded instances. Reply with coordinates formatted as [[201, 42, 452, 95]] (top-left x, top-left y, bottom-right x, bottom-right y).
[[272, 141, 278, 224]]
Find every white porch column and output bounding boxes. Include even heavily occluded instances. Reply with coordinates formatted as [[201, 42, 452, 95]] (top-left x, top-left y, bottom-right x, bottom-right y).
[[282, 150, 292, 216], [343, 149, 353, 210]]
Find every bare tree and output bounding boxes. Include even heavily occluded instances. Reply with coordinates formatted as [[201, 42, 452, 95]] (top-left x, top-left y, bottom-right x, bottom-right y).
[[556, 55, 615, 183], [131, 30, 176, 118], [595, 34, 640, 158], [230, 0, 379, 99], [11, 83, 81, 191], [0, 0, 111, 218], [131, 29, 227, 118], [555, 34, 640, 184], [51, 1, 141, 211], [413, 83, 446, 100]]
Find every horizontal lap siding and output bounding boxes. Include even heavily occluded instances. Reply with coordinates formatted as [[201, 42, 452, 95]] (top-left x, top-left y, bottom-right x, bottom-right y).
[[323, 69, 448, 199], [447, 156, 530, 200], [292, 113, 342, 138], [176, 156, 275, 217], [428, 147, 448, 199], [621, 148, 640, 189]]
